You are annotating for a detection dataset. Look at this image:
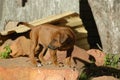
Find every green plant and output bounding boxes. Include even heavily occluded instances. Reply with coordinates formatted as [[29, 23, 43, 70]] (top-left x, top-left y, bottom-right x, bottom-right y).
[[79, 72, 89, 80], [0, 45, 12, 59], [104, 53, 120, 68]]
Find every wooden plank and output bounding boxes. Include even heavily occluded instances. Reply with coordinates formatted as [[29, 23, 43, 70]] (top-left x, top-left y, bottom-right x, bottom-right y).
[[30, 11, 78, 25]]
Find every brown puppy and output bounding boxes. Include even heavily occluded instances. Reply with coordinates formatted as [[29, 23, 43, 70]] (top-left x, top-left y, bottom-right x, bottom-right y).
[[17, 22, 75, 66], [10, 36, 39, 65], [10, 36, 32, 60]]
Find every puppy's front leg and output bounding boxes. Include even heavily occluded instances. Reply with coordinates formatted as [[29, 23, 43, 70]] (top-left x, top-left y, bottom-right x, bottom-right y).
[[29, 53, 37, 66], [49, 49, 58, 66], [66, 47, 74, 67]]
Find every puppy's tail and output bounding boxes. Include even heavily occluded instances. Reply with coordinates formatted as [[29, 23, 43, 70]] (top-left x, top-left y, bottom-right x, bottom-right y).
[[17, 22, 34, 28]]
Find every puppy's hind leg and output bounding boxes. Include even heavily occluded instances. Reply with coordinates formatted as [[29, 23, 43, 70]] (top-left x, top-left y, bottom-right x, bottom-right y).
[[38, 47, 47, 65]]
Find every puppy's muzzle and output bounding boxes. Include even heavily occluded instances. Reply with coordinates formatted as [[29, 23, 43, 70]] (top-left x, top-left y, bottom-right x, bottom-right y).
[[48, 45, 58, 50]]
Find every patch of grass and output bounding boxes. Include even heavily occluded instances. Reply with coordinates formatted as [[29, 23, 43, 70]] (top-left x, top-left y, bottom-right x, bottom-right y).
[[104, 53, 119, 68], [97, 43, 120, 68], [0, 45, 12, 59]]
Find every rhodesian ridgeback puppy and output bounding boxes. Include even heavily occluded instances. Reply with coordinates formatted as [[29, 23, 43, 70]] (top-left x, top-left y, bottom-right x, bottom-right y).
[[10, 36, 29, 57], [17, 22, 76, 66], [10, 36, 39, 65]]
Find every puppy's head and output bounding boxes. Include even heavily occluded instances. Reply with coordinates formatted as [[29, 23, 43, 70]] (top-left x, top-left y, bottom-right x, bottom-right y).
[[48, 32, 69, 50], [9, 45, 18, 57]]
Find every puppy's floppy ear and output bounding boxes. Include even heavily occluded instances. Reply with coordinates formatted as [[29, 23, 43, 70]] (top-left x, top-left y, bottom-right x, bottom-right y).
[[49, 33, 61, 45], [60, 34, 68, 44], [51, 32, 68, 44], [53, 32, 61, 43]]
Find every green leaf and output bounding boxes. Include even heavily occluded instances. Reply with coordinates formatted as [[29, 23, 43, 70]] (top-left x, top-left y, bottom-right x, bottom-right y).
[[0, 45, 12, 59]]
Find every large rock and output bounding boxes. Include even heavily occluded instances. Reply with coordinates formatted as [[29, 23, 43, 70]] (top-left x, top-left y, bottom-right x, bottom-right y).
[[0, 46, 90, 80], [0, 66, 78, 80], [1, 45, 117, 80], [87, 49, 106, 66], [88, 0, 120, 54]]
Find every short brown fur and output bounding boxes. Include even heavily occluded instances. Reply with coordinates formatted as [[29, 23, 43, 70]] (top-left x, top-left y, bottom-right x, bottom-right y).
[[17, 22, 75, 66]]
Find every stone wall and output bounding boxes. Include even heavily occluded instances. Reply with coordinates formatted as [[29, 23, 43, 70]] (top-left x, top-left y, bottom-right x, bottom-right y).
[[88, 0, 120, 54], [0, 0, 79, 31]]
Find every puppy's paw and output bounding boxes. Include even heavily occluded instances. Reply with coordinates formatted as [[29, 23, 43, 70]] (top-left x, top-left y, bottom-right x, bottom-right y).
[[58, 62, 64, 67], [70, 65, 77, 71], [46, 61, 52, 65], [37, 63, 43, 67]]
